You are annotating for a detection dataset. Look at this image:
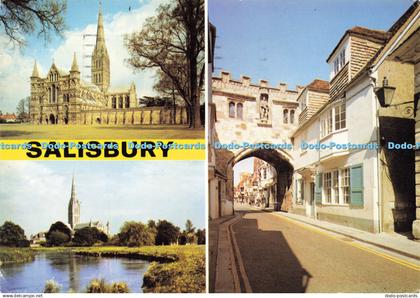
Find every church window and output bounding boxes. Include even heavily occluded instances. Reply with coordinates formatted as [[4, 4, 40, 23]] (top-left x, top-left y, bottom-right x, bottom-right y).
[[125, 96, 130, 108], [229, 102, 235, 118], [119, 96, 123, 108], [283, 109, 289, 124], [237, 103, 243, 119]]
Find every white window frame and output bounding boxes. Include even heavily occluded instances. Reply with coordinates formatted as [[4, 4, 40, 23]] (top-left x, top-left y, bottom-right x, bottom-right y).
[[320, 101, 346, 138], [296, 179, 304, 204], [322, 167, 350, 205]]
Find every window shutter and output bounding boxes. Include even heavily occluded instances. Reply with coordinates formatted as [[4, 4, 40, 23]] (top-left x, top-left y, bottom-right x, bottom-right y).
[[350, 165, 363, 206], [315, 174, 322, 204]]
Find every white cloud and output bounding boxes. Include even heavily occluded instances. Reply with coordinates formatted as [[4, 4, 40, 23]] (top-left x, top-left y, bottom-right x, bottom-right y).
[[0, 36, 33, 112], [0, 0, 162, 113]]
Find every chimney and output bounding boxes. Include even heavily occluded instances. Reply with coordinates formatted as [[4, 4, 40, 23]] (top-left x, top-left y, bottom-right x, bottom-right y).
[[260, 80, 268, 88], [241, 75, 250, 86], [221, 71, 231, 83], [278, 82, 288, 92]]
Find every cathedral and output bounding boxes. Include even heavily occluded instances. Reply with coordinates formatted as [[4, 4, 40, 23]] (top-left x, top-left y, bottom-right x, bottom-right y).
[[29, 5, 138, 125], [68, 174, 109, 235]]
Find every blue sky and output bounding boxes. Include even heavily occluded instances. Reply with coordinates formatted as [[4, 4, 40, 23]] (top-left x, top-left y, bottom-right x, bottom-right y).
[[0, 160, 205, 236], [209, 0, 413, 89], [0, 0, 163, 113]]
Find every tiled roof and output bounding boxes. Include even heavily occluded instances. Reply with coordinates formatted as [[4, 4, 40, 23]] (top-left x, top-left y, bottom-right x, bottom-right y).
[[307, 79, 329, 93], [0, 113, 17, 120], [327, 26, 391, 63]]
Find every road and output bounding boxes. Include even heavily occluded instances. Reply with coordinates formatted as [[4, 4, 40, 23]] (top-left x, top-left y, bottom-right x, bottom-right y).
[[230, 204, 420, 293]]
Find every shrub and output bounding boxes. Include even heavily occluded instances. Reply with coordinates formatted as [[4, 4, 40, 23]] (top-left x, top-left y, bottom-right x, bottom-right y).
[[44, 279, 61, 293], [73, 227, 108, 246], [47, 231, 69, 246], [86, 279, 129, 293], [118, 221, 154, 247]]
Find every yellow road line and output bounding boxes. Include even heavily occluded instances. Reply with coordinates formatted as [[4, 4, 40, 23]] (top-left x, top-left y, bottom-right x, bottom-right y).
[[270, 212, 420, 272]]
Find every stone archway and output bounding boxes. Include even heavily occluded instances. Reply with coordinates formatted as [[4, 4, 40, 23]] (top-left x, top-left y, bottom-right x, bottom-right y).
[[230, 147, 294, 211]]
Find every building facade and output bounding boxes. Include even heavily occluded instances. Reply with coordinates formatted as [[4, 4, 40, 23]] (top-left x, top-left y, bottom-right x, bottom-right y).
[[29, 6, 187, 126], [209, 72, 301, 219], [291, 3, 419, 236]]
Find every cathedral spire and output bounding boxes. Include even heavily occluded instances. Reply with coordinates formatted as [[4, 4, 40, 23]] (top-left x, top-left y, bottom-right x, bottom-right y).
[[68, 173, 80, 229], [70, 52, 79, 72], [96, 1, 105, 47], [32, 60, 40, 78], [91, 0, 110, 92]]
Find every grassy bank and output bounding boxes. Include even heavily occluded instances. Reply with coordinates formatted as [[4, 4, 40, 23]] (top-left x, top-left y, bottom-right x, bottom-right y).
[[0, 247, 35, 265], [74, 245, 205, 293]]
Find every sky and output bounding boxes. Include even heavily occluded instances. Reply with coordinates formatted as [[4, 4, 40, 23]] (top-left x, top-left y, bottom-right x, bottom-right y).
[[209, 0, 413, 90], [0, 160, 205, 236], [0, 0, 164, 113]]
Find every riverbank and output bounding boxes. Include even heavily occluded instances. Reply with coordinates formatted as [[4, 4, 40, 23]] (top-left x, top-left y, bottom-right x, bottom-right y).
[[74, 245, 205, 293], [0, 247, 35, 265]]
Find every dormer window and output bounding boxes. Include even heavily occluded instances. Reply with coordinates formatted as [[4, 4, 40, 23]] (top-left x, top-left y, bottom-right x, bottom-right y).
[[332, 49, 346, 77]]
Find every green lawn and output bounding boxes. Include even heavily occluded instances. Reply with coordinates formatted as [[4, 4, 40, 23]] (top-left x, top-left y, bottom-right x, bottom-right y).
[[0, 124, 204, 139]]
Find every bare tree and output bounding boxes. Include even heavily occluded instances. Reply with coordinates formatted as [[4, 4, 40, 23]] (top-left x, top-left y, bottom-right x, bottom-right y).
[[0, 0, 66, 46], [16, 96, 30, 122], [125, 0, 204, 128]]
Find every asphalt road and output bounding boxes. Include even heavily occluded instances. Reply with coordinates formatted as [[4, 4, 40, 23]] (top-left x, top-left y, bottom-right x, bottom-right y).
[[231, 206, 420, 293]]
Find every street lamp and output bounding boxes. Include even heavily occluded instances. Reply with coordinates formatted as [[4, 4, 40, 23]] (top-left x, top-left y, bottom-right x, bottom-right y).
[[375, 77, 396, 108]]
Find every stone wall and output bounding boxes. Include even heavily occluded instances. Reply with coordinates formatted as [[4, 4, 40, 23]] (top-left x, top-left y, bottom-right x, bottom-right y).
[[80, 106, 188, 125]]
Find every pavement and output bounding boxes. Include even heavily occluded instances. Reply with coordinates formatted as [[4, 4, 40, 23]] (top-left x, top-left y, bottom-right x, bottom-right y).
[[210, 204, 420, 293]]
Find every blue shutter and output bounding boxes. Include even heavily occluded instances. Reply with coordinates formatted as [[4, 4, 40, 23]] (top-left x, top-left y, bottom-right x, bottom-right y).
[[315, 174, 322, 204], [350, 165, 364, 206]]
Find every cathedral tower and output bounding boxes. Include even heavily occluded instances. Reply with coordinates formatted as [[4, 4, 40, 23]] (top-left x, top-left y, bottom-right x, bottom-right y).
[[91, 3, 110, 92], [68, 174, 80, 229]]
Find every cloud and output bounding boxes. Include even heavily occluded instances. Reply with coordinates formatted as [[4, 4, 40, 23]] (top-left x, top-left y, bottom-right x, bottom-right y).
[[0, 0, 162, 113], [0, 36, 33, 112]]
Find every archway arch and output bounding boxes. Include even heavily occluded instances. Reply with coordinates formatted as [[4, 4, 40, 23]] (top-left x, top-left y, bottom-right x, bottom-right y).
[[220, 144, 294, 213], [49, 114, 56, 124]]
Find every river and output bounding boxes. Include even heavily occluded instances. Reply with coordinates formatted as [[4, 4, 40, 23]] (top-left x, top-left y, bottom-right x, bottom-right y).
[[0, 251, 150, 293]]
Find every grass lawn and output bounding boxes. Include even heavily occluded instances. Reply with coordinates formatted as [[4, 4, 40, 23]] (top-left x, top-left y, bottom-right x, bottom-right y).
[[74, 245, 205, 293], [0, 124, 204, 139]]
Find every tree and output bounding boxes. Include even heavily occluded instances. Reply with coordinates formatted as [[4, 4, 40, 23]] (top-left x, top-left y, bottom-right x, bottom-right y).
[[47, 231, 69, 246], [155, 220, 180, 245], [0, 0, 66, 47], [0, 221, 26, 246], [178, 232, 188, 245], [125, 0, 204, 128], [73, 227, 108, 246], [196, 229, 205, 245], [118, 221, 154, 247], [46, 221, 71, 246], [16, 97, 30, 122]]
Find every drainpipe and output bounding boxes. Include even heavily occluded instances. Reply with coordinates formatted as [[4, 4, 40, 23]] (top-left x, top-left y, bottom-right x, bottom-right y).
[[369, 69, 382, 234]]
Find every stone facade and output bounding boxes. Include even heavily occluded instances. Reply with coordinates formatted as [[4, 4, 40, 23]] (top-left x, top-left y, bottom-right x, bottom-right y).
[[29, 6, 188, 126], [209, 72, 301, 218]]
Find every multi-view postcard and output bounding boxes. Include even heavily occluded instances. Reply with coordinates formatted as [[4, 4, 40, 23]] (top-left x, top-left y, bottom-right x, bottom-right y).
[[208, 0, 420, 294], [0, 0, 205, 294], [1, 0, 420, 296]]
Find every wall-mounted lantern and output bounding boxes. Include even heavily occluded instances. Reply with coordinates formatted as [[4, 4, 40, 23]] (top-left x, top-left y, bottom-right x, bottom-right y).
[[375, 77, 396, 108]]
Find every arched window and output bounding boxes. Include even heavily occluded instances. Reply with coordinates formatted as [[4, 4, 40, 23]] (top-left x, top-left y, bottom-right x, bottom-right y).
[[283, 109, 289, 124], [112, 97, 116, 109], [229, 102, 235, 118], [290, 110, 295, 124], [237, 103, 243, 119], [125, 96, 130, 108]]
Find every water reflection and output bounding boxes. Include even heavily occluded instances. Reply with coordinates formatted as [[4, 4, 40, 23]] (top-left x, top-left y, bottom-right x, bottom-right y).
[[0, 252, 149, 293]]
